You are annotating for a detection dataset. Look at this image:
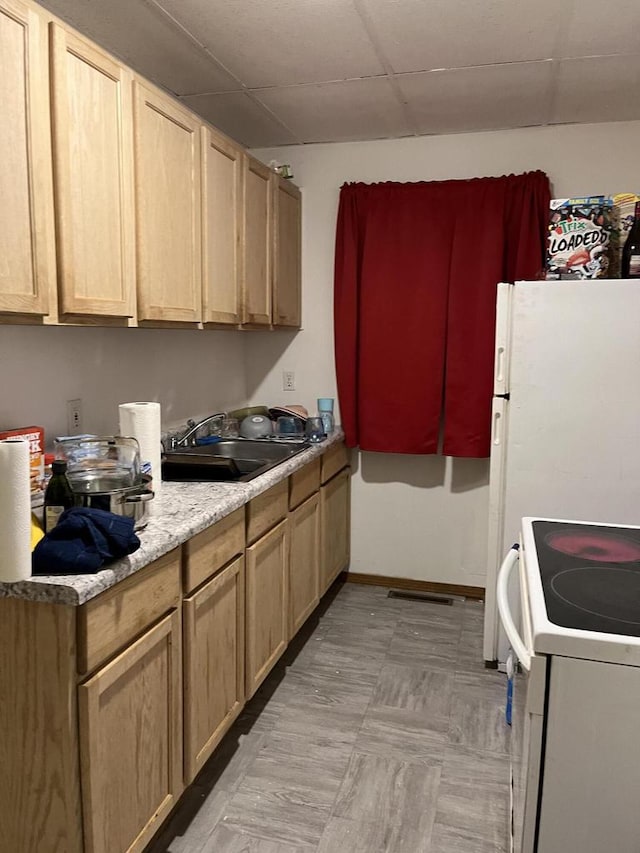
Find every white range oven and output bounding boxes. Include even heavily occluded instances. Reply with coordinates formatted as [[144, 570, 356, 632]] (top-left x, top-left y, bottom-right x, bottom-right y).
[[498, 517, 640, 853]]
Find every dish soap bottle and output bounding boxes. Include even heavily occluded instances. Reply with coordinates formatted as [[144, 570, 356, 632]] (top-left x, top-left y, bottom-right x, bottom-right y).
[[43, 460, 74, 533]]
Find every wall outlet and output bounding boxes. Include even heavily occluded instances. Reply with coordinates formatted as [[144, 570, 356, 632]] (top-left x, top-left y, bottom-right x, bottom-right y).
[[66, 398, 83, 435], [282, 370, 296, 391]]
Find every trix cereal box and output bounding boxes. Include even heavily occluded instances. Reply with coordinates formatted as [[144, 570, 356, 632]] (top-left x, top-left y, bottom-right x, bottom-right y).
[[546, 196, 615, 280], [0, 426, 45, 506]]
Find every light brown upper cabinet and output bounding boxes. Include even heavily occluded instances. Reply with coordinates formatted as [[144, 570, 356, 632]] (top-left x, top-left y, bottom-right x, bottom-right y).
[[0, 0, 55, 318], [134, 81, 201, 324], [241, 155, 272, 327], [50, 25, 135, 319], [201, 126, 242, 326], [272, 177, 301, 328]]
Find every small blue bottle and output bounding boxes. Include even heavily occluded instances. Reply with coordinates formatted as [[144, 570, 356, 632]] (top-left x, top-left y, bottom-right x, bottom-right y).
[[317, 398, 335, 434]]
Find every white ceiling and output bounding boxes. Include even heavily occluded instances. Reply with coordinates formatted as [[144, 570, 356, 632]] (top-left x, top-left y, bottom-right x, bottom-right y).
[[36, 0, 640, 148]]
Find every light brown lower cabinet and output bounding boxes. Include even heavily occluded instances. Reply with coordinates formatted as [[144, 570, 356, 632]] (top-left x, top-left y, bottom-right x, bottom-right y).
[[78, 610, 183, 853], [0, 448, 350, 853], [320, 467, 351, 595], [245, 519, 288, 698], [289, 492, 320, 640], [183, 555, 245, 782]]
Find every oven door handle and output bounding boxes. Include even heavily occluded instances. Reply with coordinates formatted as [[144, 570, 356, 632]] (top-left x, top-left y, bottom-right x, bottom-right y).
[[497, 545, 532, 672]]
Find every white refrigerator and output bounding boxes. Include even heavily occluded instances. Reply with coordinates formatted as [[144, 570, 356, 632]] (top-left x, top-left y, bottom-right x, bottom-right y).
[[483, 279, 640, 667]]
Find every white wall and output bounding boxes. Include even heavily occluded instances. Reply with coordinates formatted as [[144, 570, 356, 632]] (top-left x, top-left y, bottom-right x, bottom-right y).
[[1, 326, 247, 441], [250, 120, 640, 587]]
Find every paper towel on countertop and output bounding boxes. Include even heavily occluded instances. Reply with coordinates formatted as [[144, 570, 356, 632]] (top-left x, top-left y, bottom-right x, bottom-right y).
[[118, 402, 162, 500], [0, 439, 32, 582]]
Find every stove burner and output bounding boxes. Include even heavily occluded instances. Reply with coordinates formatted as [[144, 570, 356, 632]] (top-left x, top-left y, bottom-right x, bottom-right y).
[[544, 530, 640, 563], [550, 567, 640, 625]]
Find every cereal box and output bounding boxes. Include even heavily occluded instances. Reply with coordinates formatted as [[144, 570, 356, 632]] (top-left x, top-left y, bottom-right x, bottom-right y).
[[545, 196, 615, 280], [0, 426, 45, 506]]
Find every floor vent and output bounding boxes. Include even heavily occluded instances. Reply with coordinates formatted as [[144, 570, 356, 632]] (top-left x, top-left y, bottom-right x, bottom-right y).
[[387, 589, 454, 605]]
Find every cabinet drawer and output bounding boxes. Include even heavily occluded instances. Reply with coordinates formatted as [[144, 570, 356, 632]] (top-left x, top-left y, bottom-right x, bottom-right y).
[[246, 479, 288, 545], [321, 441, 350, 484], [289, 457, 320, 510], [77, 548, 181, 675], [183, 507, 245, 594]]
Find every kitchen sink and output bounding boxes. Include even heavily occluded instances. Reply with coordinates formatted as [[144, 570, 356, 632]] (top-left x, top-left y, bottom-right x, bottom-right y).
[[161, 438, 310, 483]]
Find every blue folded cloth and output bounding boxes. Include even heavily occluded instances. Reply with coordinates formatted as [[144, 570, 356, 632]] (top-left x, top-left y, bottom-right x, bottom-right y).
[[32, 507, 141, 575]]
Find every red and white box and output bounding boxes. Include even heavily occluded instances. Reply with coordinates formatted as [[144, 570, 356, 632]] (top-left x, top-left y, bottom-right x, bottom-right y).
[[0, 426, 45, 506]]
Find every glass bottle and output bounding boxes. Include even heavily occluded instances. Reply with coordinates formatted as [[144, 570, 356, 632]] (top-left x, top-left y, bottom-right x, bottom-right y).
[[319, 410, 334, 435], [43, 460, 75, 533], [317, 398, 335, 434], [622, 203, 640, 279]]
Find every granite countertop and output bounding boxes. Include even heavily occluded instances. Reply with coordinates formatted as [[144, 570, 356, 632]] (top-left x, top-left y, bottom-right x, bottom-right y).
[[0, 430, 345, 606]]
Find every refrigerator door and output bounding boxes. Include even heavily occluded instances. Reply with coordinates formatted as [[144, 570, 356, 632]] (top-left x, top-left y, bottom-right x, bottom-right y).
[[486, 279, 640, 665], [484, 394, 510, 662], [503, 279, 640, 539], [493, 282, 513, 396], [484, 282, 514, 662]]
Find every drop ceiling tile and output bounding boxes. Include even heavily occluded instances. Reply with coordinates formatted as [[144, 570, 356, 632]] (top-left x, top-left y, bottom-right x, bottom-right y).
[[552, 55, 640, 125], [180, 92, 298, 147], [154, 0, 384, 88], [253, 77, 411, 143], [36, 0, 240, 95], [562, 0, 640, 57], [397, 62, 555, 135], [359, 0, 567, 72]]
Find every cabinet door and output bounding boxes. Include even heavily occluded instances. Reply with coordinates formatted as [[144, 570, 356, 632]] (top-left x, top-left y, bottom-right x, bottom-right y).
[[78, 611, 183, 853], [320, 468, 351, 595], [245, 519, 288, 697], [242, 155, 272, 326], [289, 492, 320, 640], [0, 0, 54, 317], [50, 25, 134, 318], [134, 81, 201, 323], [202, 126, 241, 325], [183, 555, 245, 783], [272, 177, 301, 328]]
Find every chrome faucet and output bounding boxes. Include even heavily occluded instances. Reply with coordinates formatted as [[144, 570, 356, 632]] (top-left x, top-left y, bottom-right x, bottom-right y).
[[169, 412, 226, 448]]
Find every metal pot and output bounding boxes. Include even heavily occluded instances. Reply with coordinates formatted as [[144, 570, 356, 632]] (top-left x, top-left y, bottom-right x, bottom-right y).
[[69, 473, 154, 530]]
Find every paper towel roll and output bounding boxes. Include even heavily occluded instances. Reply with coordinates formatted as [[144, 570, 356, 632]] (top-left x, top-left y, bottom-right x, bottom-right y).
[[0, 439, 32, 582], [119, 402, 162, 498]]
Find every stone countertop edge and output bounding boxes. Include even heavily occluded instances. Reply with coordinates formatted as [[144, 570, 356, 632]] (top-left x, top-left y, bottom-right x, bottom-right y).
[[0, 430, 346, 606]]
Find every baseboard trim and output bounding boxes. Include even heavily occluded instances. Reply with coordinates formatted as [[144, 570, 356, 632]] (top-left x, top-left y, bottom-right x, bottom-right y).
[[342, 572, 485, 601]]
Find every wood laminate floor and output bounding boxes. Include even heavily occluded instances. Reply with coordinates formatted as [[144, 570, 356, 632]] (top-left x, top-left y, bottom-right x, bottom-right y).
[[147, 582, 510, 853]]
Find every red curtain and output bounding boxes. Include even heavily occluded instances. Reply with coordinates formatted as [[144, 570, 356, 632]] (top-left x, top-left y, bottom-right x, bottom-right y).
[[334, 171, 550, 457]]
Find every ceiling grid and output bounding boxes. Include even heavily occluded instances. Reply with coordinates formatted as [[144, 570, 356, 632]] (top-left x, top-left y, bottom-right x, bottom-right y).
[[35, 0, 640, 147]]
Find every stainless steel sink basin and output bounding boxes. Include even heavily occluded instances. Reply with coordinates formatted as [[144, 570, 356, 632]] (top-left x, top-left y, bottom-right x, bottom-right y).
[[161, 438, 310, 483]]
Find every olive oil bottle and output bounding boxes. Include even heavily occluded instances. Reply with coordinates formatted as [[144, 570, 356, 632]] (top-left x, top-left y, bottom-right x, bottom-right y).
[[43, 460, 75, 533]]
